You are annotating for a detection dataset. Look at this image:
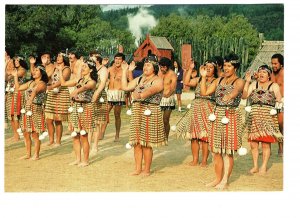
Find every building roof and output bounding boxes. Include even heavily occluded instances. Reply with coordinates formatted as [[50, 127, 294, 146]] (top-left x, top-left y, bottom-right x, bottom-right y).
[[149, 36, 174, 50], [247, 40, 284, 72]]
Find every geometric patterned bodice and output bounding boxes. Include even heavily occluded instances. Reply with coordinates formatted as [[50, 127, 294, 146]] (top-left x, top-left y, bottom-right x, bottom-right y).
[[249, 82, 276, 107], [215, 77, 242, 107]]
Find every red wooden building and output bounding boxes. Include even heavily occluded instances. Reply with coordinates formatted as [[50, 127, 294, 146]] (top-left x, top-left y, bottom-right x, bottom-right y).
[[133, 34, 174, 62]]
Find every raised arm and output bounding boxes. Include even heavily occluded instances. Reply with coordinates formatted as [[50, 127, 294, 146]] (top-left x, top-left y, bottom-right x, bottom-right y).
[[222, 78, 245, 102], [183, 59, 198, 87], [121, 61, 138, 92], [92, 67, 109, 102], [242, 71, 253, 99], [200, 65, 218, 96]]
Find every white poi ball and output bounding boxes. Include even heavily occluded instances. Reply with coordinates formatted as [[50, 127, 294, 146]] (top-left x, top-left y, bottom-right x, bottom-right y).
[[17, 128, 22, 133], [221, 117, 229, 124], [26, 110, 32, 116], [144, 108, 151, 116], [80, 130, 87, 135], [19, 132, 24, 136], [68, 106, 74, 113], [99, 97, 105, 103], [77, 107, 84, 113], [126, 109, 132, 116], [52, 87, 59, 93], [10, 87, 15, 92], [21, 108, 26, 114], [71, 131, 78, 137], [187, 104, 191, 109], [238, 147, 247, 156], [171, 125, 177, 131], [125, 143, 132, 149], [245, 106, 252, 113], [208, 113, 216, 122], [5, 87, 9, 92], [270, 108, 277, 115], [39, 134, 45, 140], [42, 131, 48, 137]]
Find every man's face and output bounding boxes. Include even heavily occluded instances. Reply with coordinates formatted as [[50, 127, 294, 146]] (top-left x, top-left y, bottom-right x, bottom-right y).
[[271, 58, 282, 73], [114, 56, 123, 67], [41, 54, 50, 65], [159, 65, 168, 74]]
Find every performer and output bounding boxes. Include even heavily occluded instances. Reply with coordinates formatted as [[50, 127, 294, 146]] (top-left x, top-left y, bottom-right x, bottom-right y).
[[121, 55, 167, 176], [177, 59, 218, 167], [6, 55, 27, 142], [12, 65, 48, 160], [44, 51, 71, 147], [172, 60, 184, 112], [60, 57, 97, 167], [242, 65, 283, 174], [158, 57, 177, 141], [200, 53, 245, 190]]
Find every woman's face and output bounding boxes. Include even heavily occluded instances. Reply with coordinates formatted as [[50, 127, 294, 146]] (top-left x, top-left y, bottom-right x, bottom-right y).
[[223, 62, 236, 78], [205, 63, 215, 77], [81, 63, 91, 76], [56, 53, 64, 64], [258, 69, 270, 83], [174, 61, 178, 68], [14, 58, 20, 68], [143, 62, 155, 76], [33, 68, 42, 79]]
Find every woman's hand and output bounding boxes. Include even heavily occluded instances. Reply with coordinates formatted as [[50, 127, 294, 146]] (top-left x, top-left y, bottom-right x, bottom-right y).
[[132, 91, 141, 100], [70, 90, 78, 99], [29, 57, 36, 64], [128, 61, 136, 71], [199, 65, 207, 77], [121, 61, 129, 72], [245, 71, 252, 83]]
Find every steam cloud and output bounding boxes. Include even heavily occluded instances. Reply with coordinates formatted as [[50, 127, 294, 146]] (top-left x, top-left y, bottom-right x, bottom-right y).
[[127, 8, 157, 46]]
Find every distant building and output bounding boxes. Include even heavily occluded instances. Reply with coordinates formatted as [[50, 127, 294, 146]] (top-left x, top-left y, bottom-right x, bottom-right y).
[[134, 34, 174, 61]]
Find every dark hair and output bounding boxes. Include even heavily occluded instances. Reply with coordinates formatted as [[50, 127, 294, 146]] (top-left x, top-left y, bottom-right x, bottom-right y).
[[271, 53, 284, 66], [205, 59, 218, 78], [224, 53, 240, 69], [13, 55, 28, 70], [144, 55, 159, 75], [114, 52, 125, 60], [31, 65, 49, 84], [159, 57, 172, 70], [173, 59, 182, 71], [82, 57, 98, 82], [68, 48, 80, 59], [136, 61, 144, 70], [5, 48, 13, 57], [57, 51, 70, 66], [96, 56, 103, 64], [258, 64, 272, 76], [212, 56, 224, 68]]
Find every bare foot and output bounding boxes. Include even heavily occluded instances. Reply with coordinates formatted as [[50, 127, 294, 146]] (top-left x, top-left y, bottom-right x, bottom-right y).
[[188, 161, 199, 166], [113, 138, 120, 142], [19, 155, 30, 160], [278, 151, 283, 157], [90, 148, 98, 157], [78, 162, 89, 167], [42, 141, 54, 147], [30, 156, 40, 161], [205, 180, 221, 187], [249, 167, 259, 174], [130, 170, 142, 176], [215, 182, 228, 190], [258, 167, 267, 175], [200, 163, 208, 168], [141, 170, 151, 177], [69, 160, 80, 166]]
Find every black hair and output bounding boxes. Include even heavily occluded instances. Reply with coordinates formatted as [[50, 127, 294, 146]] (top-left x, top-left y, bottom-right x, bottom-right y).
[[212, 56, 224, 69], [96, 56, 103, 64], [31, 65, 49, 84], [144, 55, 159, 75], [224, 53, 240, 69], [57, 51, 70, 66], [159, 57, 172, 70], [114, 52, 125, 60], [136, 61, 144, 70], [258, 64, 272, 76], [205, 59, 218, 78], [68, 48, 80, 59], [13, 55, 28, 70], [172, 59, 182, 71], [82, 57, 98, 82], [271, 53, 284, 66]]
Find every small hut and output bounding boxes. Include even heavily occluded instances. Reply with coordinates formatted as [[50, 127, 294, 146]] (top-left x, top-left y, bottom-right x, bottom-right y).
[[133, 34, 174, 62]]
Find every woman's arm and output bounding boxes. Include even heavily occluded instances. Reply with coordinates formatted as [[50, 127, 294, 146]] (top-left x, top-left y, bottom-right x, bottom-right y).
[[132, 77, 163, 100], [92, 68, 109, 102], [121, 61, 138, 92]]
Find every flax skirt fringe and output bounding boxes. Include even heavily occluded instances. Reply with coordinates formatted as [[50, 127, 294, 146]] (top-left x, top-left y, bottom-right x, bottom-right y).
[[129, 102, 167, 148], [93, 91, 108, 125], [20, 104, 46, 134], [44, 87, 70, 121], [69, 102, 95, 133], [6, 90, 24, 121], [246, 104, 283, 143], [209, 107, 243, 155], [176, 98, 214, 141]]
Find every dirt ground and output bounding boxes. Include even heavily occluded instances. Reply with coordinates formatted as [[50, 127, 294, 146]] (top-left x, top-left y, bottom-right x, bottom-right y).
[[4, 98, 283, 192]]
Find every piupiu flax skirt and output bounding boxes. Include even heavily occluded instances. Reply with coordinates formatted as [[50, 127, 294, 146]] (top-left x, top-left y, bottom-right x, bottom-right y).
[[246, 104, 283, 143], [129, 102, 167, 148], [176, 98, 214, 141], [69, 102, 95, 133], [6, 90, 24, 121], [93, 91, 108, 125], [44, 87, 70, 121], [209, 106, 243, 155], [20, 104, 46, 134]]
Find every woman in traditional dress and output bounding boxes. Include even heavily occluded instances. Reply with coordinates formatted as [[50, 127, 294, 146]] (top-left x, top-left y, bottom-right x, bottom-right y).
[[90, 56, 109, 156], [200, 53, 245, 189], [242, 65, 283, 174], [44, 51, 71, 147], [12, 65, 48, 160], [121, 55, 166, 176], [6, 55, 28, 142], [60, 57, 97, 167], [176, 59, 218, 167]]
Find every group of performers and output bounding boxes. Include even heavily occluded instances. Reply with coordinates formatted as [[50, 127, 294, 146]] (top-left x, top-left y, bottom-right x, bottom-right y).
[[5, 48, 284, 189]]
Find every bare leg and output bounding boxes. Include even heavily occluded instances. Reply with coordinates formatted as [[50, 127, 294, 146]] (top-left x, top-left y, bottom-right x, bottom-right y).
[[99, 122, 108, 140], [131, 144, 143, 175], [90, 124, 100, 156], [249, 141, 259, 174], [259, 142, 271, 174], [54, 120, 63, 146], [206, 153, 223, 187], [189, 139, 199, 166], [44, 118, 54, 146], [163, 110, 172, 141], [277, 112, 283, 156], [215, 155, 233, 190], [142, 147, 153, 176], [69, 136, 81, 165], [78, 134, 89, 167], [114, 105, 122, 142], [200, 141, 209, 167], [176, 94, 182, 111], [19, 131, 31, 159], [31, 132, 40, 160], [8, 118, 20, 142]]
